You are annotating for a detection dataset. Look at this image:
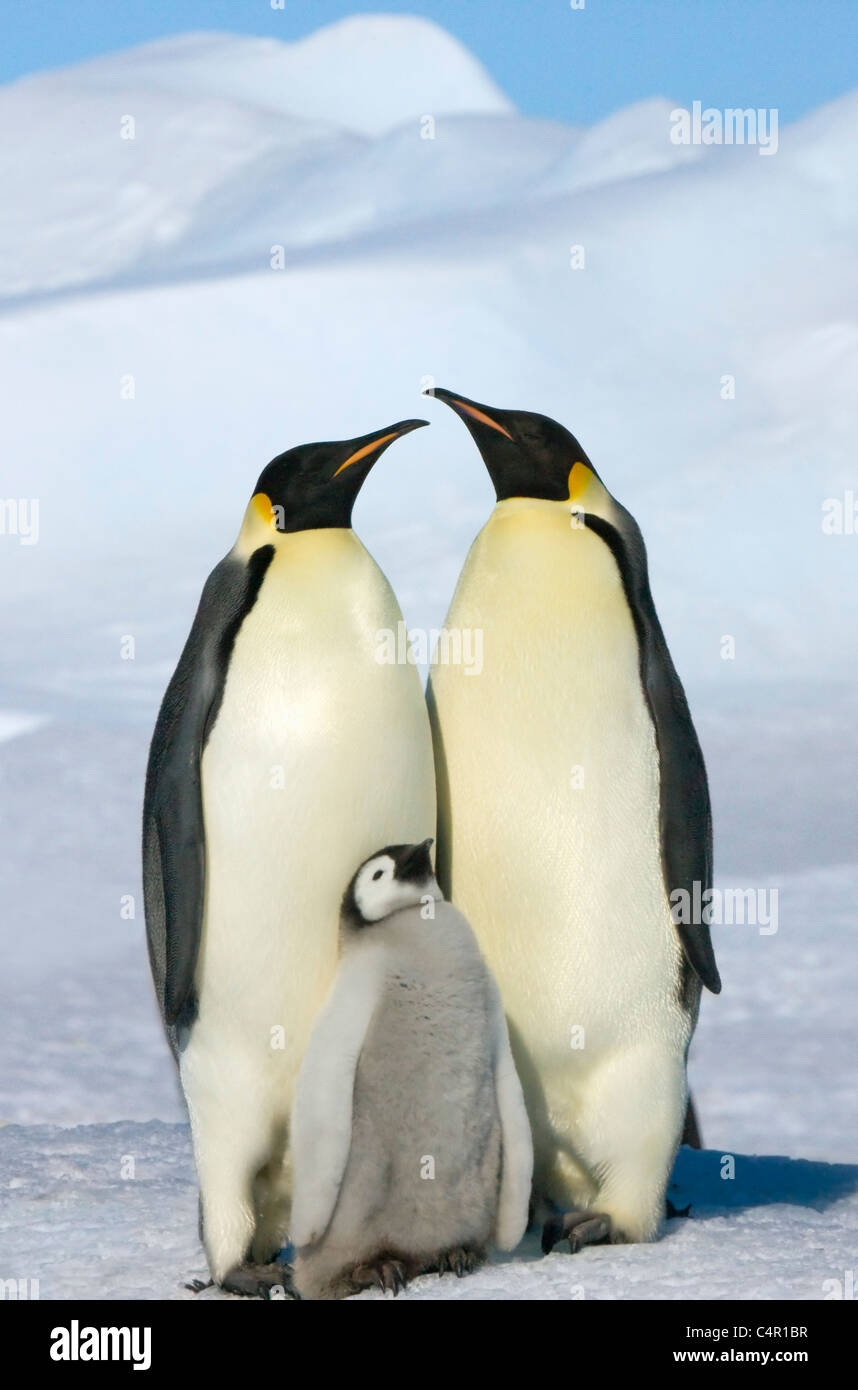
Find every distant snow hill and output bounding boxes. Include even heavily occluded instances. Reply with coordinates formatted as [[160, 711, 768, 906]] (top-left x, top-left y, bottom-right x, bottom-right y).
[[0, 13, 856, 704], [1, 1122, 855, 1299], [0, 18, 713, 302]]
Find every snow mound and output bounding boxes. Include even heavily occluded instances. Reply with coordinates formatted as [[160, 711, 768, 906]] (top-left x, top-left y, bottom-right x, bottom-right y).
[[0, 79, 352, 297], [11, 17, 513, 135], [1, 1123, 854, 1300], [0, 16, 519, 297], [540, 97, 704, 194]]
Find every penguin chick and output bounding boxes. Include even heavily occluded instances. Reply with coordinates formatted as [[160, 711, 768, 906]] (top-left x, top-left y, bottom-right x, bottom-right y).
[[289, 839, 533, 1300]]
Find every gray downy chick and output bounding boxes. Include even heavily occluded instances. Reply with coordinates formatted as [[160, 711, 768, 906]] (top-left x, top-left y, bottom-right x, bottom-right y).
[[290, 838, 533, 1299]]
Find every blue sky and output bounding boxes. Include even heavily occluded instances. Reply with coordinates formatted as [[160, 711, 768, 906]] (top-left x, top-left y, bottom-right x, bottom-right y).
[[3, 0, 857, 125]]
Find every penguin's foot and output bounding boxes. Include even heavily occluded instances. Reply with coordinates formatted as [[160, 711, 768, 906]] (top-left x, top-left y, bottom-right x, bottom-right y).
[[221, 1261, 298, 1299], [436, 1246, 483, 1279], [351, 1257, 409, 1296], [185, 1278, 213, 1294], [541, 1210, 616, 1255]]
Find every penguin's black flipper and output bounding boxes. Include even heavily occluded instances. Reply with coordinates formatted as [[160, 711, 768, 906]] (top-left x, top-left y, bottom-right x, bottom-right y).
[[585, 510, 721, 997], [639, 610, 721, 997], [143, 546, 275, 1031]]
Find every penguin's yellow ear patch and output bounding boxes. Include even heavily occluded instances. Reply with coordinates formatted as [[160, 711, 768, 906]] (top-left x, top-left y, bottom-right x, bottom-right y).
[[235, 491, 283, 555], [567, 461, 592, 503], [252, 492, 276, 526]]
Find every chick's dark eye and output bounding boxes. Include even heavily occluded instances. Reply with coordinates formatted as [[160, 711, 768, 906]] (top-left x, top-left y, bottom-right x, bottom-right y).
[[372, 869, 384, 881]]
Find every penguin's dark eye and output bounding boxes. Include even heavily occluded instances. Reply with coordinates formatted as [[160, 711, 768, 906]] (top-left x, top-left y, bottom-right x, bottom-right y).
[[372, 869, 384, 881]]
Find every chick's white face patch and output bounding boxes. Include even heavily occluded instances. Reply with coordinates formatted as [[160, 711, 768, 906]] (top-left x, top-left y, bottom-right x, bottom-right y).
[[353, 854, 440, 924], [354, 855, 396, 922]]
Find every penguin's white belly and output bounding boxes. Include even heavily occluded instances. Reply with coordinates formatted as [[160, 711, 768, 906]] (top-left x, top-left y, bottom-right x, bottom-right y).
[[431, 505, 688, 1081], [183, 535, 435, 1126]]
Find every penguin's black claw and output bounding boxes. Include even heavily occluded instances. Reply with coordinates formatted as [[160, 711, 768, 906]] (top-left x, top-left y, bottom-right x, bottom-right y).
[[383, 1260, 408, 1296], [437, 1246, 483, 1279], [542, 1210, 613, 1255], [221, 1262, 297, 1299], [185, 1278, 213, 1294], [666, 1198, 692, 1219], [541, 1213, 566, 1254], [357, 1258, 409, 1296]]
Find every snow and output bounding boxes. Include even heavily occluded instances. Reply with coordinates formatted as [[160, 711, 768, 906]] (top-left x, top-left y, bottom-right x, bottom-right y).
[[539, 97, 704, 193], [1, 1123, 855, 1299], [53, 19, 513, 136], [0, 711, 49, 742], [1, 16, 855, 1300]]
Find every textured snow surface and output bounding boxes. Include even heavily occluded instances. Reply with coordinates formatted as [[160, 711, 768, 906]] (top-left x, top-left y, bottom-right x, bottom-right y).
[[1, 1123, 855, 1301]]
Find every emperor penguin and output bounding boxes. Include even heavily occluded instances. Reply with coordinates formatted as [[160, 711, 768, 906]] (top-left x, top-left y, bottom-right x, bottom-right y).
[[143, 420, 436, 1295], [425, 388, 720, 1256], [290, 839, 533, 1300]]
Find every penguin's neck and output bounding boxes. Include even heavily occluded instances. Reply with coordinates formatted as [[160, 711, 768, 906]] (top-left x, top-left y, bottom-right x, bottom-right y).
[[232, 525, 402, 655], [494, 496, 566, 520], [268, 525, 367, 576], [456, 495, 628, 634], [234, 517, 365, 564], [482, 494, 611, 566]]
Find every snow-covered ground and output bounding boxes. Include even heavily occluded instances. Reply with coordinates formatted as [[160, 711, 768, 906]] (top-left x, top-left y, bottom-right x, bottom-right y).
[[1, 15, 855, 1299], [1, 1123, 856, 1300]]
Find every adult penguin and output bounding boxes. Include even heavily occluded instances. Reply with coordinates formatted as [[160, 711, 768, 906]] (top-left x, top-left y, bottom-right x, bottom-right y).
[[143, 419, 436, 1293], [426, 388, 719, 1255]]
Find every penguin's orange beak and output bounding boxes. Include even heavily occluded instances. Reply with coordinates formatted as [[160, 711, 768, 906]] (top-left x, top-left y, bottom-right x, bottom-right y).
[[425, 388, 513, 439], [332, 419, 428, 478]]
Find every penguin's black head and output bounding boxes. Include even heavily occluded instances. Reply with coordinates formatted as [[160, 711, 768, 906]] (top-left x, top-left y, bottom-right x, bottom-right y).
[[341, 839, 441, 930], [250, 418, 428, 533], [427, 388, 596, 502]]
